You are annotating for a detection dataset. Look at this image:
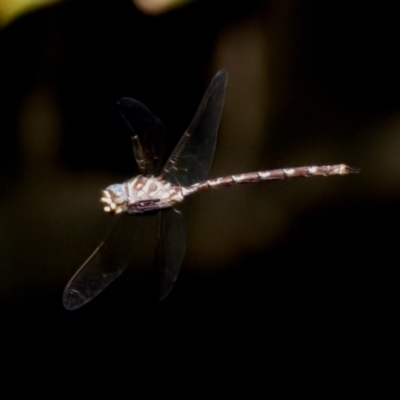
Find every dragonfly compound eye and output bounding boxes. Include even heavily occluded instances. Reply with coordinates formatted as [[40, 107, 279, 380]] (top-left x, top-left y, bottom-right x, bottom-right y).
[[101, 184, 127, 214]]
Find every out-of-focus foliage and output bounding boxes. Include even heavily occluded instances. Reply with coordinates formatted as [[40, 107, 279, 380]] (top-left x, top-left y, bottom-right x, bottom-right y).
[[0, 0, 195, 27], [0, 0, 60, 26], [133, 0, 193, 16]]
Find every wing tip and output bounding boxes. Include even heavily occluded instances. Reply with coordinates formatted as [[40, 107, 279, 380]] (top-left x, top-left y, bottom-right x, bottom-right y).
[[214, 68, 228, 84], [62, 287, 87, 311]]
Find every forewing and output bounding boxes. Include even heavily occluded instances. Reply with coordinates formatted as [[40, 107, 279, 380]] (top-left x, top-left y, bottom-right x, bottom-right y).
[[154, 208, 186, 301], [63, 214, 157, 310], [118, 98, 167, 175], [160, 69, 228, 186]]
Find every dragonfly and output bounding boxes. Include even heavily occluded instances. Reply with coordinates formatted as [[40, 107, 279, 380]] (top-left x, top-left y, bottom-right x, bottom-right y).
[[63, 69, 357, 310]]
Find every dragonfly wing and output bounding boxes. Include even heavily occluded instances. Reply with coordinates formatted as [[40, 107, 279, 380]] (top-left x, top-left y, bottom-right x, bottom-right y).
[[160, 69, 228, 187], [118, 98, 167, 175], [155, 208, 186, 301], [63, 214, 157, 310]]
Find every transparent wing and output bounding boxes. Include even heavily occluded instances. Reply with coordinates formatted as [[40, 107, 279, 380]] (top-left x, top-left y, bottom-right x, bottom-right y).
[[118, 98, 167, 175], [63, 214, 158, 310], [160, 69, 228, 186], [154, 208, 186, 301], [64, 71, 227, 309]]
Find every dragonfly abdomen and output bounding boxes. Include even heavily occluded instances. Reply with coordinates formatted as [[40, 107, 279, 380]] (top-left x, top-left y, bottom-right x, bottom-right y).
[[183, 164, 356, 196]]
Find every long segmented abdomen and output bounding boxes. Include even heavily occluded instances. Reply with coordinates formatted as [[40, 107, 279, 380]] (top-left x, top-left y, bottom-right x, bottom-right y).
[[182, 164, 357, 196]]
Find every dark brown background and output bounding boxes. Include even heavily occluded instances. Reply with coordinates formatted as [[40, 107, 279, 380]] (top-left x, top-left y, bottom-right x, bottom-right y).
[[0, 0, 396, 382]]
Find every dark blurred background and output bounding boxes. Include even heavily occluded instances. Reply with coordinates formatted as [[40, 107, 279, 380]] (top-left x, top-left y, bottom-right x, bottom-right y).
[[0, 0, 397, 372]]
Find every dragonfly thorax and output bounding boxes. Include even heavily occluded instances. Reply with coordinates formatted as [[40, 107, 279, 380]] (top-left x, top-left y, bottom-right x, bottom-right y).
[[101, 175, 184, 215]]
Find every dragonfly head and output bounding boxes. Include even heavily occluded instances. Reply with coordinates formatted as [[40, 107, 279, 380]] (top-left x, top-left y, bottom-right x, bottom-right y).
[[101, 184, 127, 215]]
